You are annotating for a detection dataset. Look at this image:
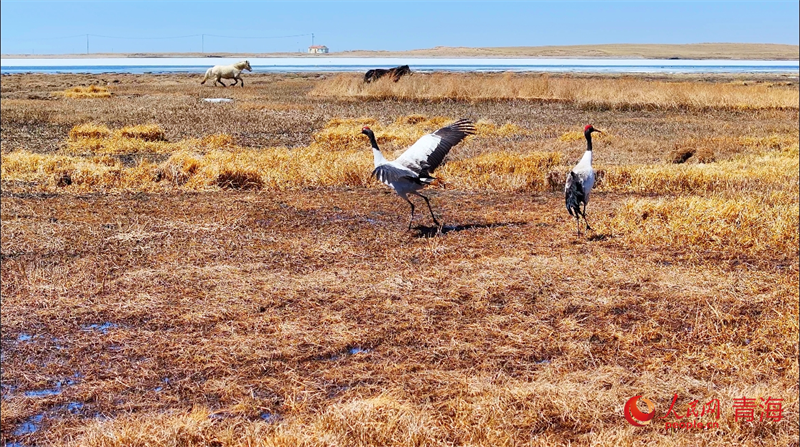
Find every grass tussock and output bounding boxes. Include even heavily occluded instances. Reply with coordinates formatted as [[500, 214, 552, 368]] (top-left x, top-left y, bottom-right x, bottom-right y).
[[198, 133, 238, 149], [117, 124, 166, 142], [156, 146, 372, 190], [668, 134, 798, 163], [310, 115, 521, 152], [64, 123, 238, 155], [601, 146, 799, 195], [58, 85, 112, 99], [66, 123, 174, 154], [439, 151, 563, 192], [609, 195, 799, 256], [0, 150, 158, 189], [69, 123, 112, 140], [310, 73, 800, 110]]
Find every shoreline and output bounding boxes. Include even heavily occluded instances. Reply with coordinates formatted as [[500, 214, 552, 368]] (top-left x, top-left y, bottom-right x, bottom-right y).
[[3, 43, 799, 61]]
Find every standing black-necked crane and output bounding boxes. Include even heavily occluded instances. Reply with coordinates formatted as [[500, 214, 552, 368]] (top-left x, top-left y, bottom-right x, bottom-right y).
[[361, 119, 475, 229], [565, 124, 603, 235]]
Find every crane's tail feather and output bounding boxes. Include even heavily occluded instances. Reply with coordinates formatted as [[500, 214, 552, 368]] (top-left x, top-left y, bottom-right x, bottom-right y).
[[565, 171, 586, 219]]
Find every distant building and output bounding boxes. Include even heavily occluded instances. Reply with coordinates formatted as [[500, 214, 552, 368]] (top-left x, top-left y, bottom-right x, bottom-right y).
[[308, 45, 329, 54]]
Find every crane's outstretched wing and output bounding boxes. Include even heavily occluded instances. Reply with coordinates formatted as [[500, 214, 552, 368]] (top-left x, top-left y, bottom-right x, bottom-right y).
[[565, 171, 586, 218], [371, 163, 425, 188], [394, 119, 475, 177]]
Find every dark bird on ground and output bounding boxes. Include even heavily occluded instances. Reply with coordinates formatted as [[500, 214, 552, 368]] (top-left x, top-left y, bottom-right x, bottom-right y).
[[361, 119, 475, 229], [565, 124, 603, 235]]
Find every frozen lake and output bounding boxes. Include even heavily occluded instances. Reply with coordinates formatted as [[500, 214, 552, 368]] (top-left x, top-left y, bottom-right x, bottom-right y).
[[1, 57, 798, 74]]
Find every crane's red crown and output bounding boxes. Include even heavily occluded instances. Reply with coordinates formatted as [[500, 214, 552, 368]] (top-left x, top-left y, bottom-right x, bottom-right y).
[[584, 125, 594, 132], [362, 126, 371, 131]]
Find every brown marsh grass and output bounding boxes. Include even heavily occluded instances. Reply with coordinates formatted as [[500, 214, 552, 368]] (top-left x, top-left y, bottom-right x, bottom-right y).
[[1, 71, 798, 447], [310, 72, 800, 110]]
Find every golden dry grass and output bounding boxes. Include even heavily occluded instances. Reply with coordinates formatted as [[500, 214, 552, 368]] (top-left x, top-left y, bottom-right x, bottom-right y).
[[63, 123, 240, 155], [310, 116, 525, 152], [2, 114, 797, 262], [66, 123, 178, 154], [2, 116, 533, 191], [609, 195, 799, 256], [116, 124, 166, 141], [1, 72, 798, 447], [600, 145, 798, 193], [57, 85, 112, 99], [310, 73, 800, 110], [438, 151, 563, 192]]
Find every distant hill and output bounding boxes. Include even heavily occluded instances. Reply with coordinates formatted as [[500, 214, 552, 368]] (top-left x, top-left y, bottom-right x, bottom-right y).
[[3, 43, 798, 60], [356, 43, 800, 60]]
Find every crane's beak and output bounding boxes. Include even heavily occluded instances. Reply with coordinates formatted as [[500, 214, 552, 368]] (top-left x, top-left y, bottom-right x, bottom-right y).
[[593, 129, 603, 134]]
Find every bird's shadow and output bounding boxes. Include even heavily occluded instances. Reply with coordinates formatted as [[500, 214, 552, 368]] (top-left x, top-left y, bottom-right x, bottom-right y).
[[586, 232, 613, 241], [412, 221, 526, 238]]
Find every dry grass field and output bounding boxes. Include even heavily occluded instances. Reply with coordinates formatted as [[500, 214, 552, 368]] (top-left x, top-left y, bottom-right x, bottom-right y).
[[1, 70, 798, 447]]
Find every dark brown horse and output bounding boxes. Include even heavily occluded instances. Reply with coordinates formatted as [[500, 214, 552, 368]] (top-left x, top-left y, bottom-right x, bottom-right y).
[[364, 65, 411, 83]]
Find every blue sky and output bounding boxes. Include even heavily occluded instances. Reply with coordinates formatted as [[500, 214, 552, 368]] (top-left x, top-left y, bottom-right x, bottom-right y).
[[1, 1, 798, 54]]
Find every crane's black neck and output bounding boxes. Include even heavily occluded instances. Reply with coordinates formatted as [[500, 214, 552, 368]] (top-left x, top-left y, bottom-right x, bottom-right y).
[[366, 131, 380, 151], [584, 131, 593, 152]]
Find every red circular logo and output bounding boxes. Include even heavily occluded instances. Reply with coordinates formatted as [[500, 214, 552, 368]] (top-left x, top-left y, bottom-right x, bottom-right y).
[[624, 396, 656, 426]]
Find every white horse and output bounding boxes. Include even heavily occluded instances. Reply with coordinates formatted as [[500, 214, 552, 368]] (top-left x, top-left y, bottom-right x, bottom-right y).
[[200, 60, 252, 87]]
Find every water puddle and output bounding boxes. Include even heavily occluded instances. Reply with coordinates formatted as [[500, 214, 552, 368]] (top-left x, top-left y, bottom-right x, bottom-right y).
[[154, 377, 170, 392], [322, 346, 372, 362], [23, 375, 78, 398], [17, 333, 33, 342], [81, 322, 117, 334], [65, 402, 84, 413], [13, 413, 43, 436], [260, 412, 280, 423], [24, 388, 61, 398], [2, 384, 17, 397]]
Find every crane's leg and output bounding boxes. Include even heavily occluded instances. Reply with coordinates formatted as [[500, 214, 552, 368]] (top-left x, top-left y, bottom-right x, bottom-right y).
[[582, 203, 592, 231], [404, 197, 416, 230], [415, 192, 441, 227]]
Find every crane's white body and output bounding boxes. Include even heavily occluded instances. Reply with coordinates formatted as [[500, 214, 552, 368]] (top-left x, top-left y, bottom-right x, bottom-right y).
[[570, 150, 595, 205], [370, 134, 443, 198], [371, 152, 427, 199]]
